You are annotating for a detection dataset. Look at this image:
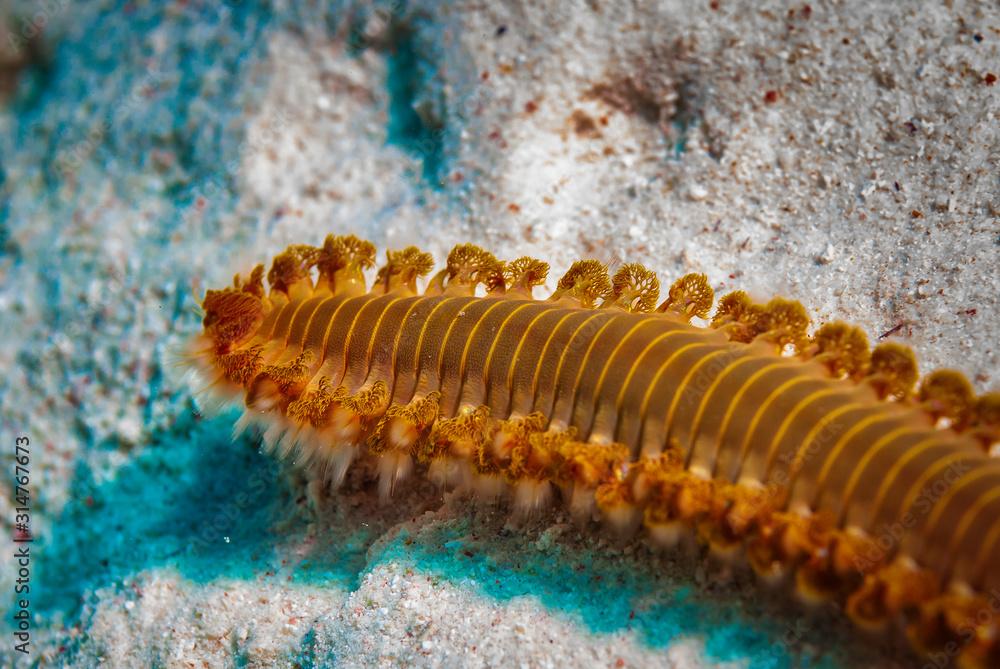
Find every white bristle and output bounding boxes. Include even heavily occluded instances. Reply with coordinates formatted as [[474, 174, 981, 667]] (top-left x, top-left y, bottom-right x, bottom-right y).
[[306, 477, 327, 514], [428, 457, 474, 491], [192, 377, 243, 416], [689, 464, 712, 481], [329, 406, 361, 443], [276, 426, 300, 457], [602, 504, 640, 538], [427, 458, 452, 488], [569, 485, 596, 522], [261, 421, 288, 452], [231, 409, 259, 440], [512, 479, 553, 517], [377, 452, 413, 502], [248, 381, 282, 413], [646, 521, 688, 549], [284, 426, 316, 463], [472, 474, 507, 502], [166, 335, 214, 377], [324, 443, 357, 489], [639, 442, 664, 458], [630, 474, 656, 506], [388, 418, 415, 449]]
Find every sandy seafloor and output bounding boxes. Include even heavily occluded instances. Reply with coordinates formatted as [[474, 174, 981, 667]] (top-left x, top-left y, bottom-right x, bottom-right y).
[[0, 0, 997, 667]]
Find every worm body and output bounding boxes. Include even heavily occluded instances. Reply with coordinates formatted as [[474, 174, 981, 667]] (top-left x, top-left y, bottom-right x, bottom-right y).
[[188, 236, 1000, 667]]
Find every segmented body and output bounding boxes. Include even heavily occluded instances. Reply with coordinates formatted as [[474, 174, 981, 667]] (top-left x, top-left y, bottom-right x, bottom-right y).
[[189, 236, 1000, 668]]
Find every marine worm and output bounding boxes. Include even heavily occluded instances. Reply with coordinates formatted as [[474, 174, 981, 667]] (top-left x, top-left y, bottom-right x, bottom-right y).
[[185, 235, 1000, 668]]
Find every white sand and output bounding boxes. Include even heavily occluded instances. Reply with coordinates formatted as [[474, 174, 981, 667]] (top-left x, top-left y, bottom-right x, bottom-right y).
[[246, 1, 998, 389]]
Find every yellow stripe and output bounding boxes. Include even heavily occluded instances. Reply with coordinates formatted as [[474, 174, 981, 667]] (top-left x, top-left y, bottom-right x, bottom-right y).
[[412, 296, 477, 392], [436, 298, 488, 385], [274, 300, 311, 345], [330, 295, 379, 385], [360, 296, 406, 379], [388, 297, 458, 401], [834, 426, 924, 526], [635, 341, 718, 451], [531, 311, 603, 416], [866, 436, 944, 524], [455, 299, 514, 401], [524, 311, 580, 409], [890, 451, 978, 536], [505, 308, 556, 401], [610, 328, 692, 442], [944, 486, 1000, 580], [375, 297, 424, 388], [922, 465, 1000, 548], [810, 412, 898, 506], [480, 302, 539, 408], [299, 296, 338, 357], [430, 302, 488, 399], [296, 296, 334, 351], [686, 354, 762, 472], [718, 360, 794, 476], [319, 295, 364, 361], [661, 347, 735, 455], [561, 313, 627, 423], [588, 320, 663, 430], [783, 403, 870, 495], [971, 516, 1000, 587], [760, 386, 848, 478], [732, 375, 818, 478]]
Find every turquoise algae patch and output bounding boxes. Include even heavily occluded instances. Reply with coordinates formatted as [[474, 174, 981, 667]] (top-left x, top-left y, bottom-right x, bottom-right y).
[[33, 412, 290, 619], [352, 513, 837, 669]]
